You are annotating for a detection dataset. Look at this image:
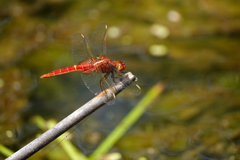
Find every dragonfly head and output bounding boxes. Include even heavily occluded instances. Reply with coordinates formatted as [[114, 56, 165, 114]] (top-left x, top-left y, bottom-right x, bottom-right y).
[[116, 60, 126, 72]]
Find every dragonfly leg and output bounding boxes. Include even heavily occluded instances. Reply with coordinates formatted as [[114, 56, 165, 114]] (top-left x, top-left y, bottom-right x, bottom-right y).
[[111, 71, 126, 84], [99, 73, 110, 92], [100, 73, 116, 99], [111, 72, 120, 83]]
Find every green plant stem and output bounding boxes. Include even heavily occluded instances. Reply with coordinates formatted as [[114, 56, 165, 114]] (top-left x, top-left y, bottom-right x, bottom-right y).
[[33, 116, 88, 160], [0, 144, 14, 157], [89, 82, 165, 160]]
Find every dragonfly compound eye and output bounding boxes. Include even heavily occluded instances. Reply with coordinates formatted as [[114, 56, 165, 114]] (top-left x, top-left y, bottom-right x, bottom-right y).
[[116, 60, 126, 72]]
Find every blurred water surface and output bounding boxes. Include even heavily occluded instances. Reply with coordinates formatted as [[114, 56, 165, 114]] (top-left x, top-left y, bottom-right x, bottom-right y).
[[0, 0, 240, 159]]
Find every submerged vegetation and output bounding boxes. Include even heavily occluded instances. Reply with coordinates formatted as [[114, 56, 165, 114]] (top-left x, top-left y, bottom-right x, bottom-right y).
[[1, 0, 240, 159]]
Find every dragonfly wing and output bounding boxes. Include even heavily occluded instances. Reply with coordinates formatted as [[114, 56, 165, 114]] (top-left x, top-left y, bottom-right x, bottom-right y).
[[122, 82, 141, 96], [81, 71, 116, 105], [72, 33, 95, 65], [81, 72, 102, 95], [113, 69, 141, 96], [101, 72, 117, 105], [91, 23, 107, 57]]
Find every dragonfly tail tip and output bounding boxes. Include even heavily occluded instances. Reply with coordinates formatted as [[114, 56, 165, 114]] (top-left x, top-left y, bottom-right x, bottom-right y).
[[40, 75, 46, 78]]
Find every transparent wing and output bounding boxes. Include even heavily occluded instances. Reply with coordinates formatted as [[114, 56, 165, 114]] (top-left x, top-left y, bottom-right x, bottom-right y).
[[105, 77, 116, 105], [72, 33, 95, 65], [81, 71, 116, 105], [122, 82, 141, 96], [101, 72, 117, 105], [90, 23, 107, 57], [81, 72, 102, 95], [113, 69, 141, 96], [81, 71, 114, 96], [103, 71, 141, 105]]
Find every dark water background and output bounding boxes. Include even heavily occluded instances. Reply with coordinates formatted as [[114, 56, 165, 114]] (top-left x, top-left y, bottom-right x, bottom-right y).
[[1, 0, 240, 159]]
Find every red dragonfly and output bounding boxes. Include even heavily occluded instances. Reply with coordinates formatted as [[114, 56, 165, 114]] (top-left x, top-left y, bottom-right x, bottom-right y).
[[41, 23, 141, 104]]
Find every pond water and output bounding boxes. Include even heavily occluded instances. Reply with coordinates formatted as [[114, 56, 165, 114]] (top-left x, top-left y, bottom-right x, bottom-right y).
[[1, 0, 240, 159]]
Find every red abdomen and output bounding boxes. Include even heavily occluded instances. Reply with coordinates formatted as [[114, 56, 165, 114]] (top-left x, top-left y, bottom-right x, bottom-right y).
[[40, 64, 94, 78]]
